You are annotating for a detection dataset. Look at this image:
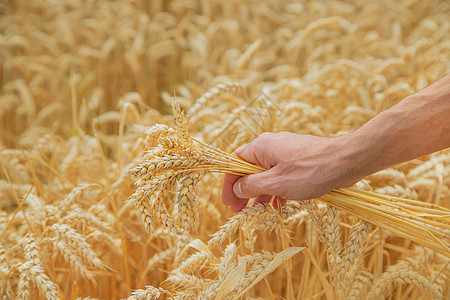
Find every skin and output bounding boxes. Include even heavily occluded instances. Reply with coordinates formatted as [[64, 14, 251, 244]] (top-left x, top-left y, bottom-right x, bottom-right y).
[[222, 74, 450, 213]]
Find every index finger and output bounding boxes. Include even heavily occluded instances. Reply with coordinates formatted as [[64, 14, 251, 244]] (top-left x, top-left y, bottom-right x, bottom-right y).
[[222, 173, 241, 206]]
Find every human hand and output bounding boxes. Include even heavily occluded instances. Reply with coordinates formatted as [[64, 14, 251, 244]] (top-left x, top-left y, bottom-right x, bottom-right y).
[[222, 132, 355, 212]]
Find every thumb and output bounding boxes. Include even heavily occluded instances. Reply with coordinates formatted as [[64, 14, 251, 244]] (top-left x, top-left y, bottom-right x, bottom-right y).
[[233, 168, 278, 199]]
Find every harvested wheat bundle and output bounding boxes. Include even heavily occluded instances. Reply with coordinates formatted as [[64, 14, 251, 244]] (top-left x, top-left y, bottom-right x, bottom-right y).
[[130, 102, 450, 257]]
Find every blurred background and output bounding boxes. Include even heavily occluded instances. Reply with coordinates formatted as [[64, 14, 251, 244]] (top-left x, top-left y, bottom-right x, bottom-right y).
[[2, 0, 448, 149]]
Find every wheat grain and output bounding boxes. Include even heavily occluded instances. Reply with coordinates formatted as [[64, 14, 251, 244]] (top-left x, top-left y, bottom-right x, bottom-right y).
[[49, 224, 104, 269], [86, 230, 122, 256], [164, 273, 210, 292], [305, 200, 328, 251], [208, 204, 272, 248], [342, 221, 372, 295], [187, 81, 245, 118], [227, 253, 276, 298], [174, 172, 200, 232], [322, 206, 345, 297], [127, 286, 169, 300], [176, 251, 212, 274], [367, 168, 407, 187], [142, 248, 176, 278], [217, 243, 239, 278], [48, 238, 94, 280], [0, 247, 14, 299], [346, 270, 373, 300], [17, 236, 59, 300], [235, 39, 262, 73], [368, 257, 442, 299], [63, 204, 112, 232], [58, 184, 102, 213]]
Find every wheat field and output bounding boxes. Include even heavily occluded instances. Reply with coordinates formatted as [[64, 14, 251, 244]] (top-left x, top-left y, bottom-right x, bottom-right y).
[[0, 0, 449, 299]]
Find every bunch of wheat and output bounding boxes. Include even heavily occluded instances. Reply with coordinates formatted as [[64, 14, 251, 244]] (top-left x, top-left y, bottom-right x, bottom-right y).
[[129, 103, 264, 233]]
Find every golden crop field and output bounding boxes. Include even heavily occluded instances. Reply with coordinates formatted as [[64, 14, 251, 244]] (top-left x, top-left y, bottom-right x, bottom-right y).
[[0, 0, 449, 299]]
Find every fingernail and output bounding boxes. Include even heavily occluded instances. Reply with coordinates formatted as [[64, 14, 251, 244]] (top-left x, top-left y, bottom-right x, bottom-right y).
[[235, 181, 242, 197]]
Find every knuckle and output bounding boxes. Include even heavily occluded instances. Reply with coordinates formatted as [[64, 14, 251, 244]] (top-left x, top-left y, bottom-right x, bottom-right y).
[[239, 178, 249, 192], [244, 176, 257, 192], [253, 174, 266, 189], [233, 146, 244, 157], [254, 133, 275, 149], [279, 192, 290, 200], [258, 132, 274, 141], [262, 173, 278, 193], [277, 131, 292, 139], [242, 174, 265, 197]]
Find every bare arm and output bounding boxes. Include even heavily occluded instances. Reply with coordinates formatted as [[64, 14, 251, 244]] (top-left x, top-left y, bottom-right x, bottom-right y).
[[339, 73, 450, 186], [222, 74, 450, 212]]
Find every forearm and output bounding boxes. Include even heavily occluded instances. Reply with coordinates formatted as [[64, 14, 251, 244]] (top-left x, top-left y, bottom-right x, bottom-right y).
[[336, 74, 450, 185]]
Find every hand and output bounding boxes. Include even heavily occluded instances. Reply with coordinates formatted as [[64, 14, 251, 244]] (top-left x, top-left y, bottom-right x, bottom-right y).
[[222, 132, 354, 212]]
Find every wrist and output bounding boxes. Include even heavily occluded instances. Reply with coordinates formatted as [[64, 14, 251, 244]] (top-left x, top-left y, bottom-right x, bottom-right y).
[[331, 132, 375, 187], [333, 107, 402, 186]]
